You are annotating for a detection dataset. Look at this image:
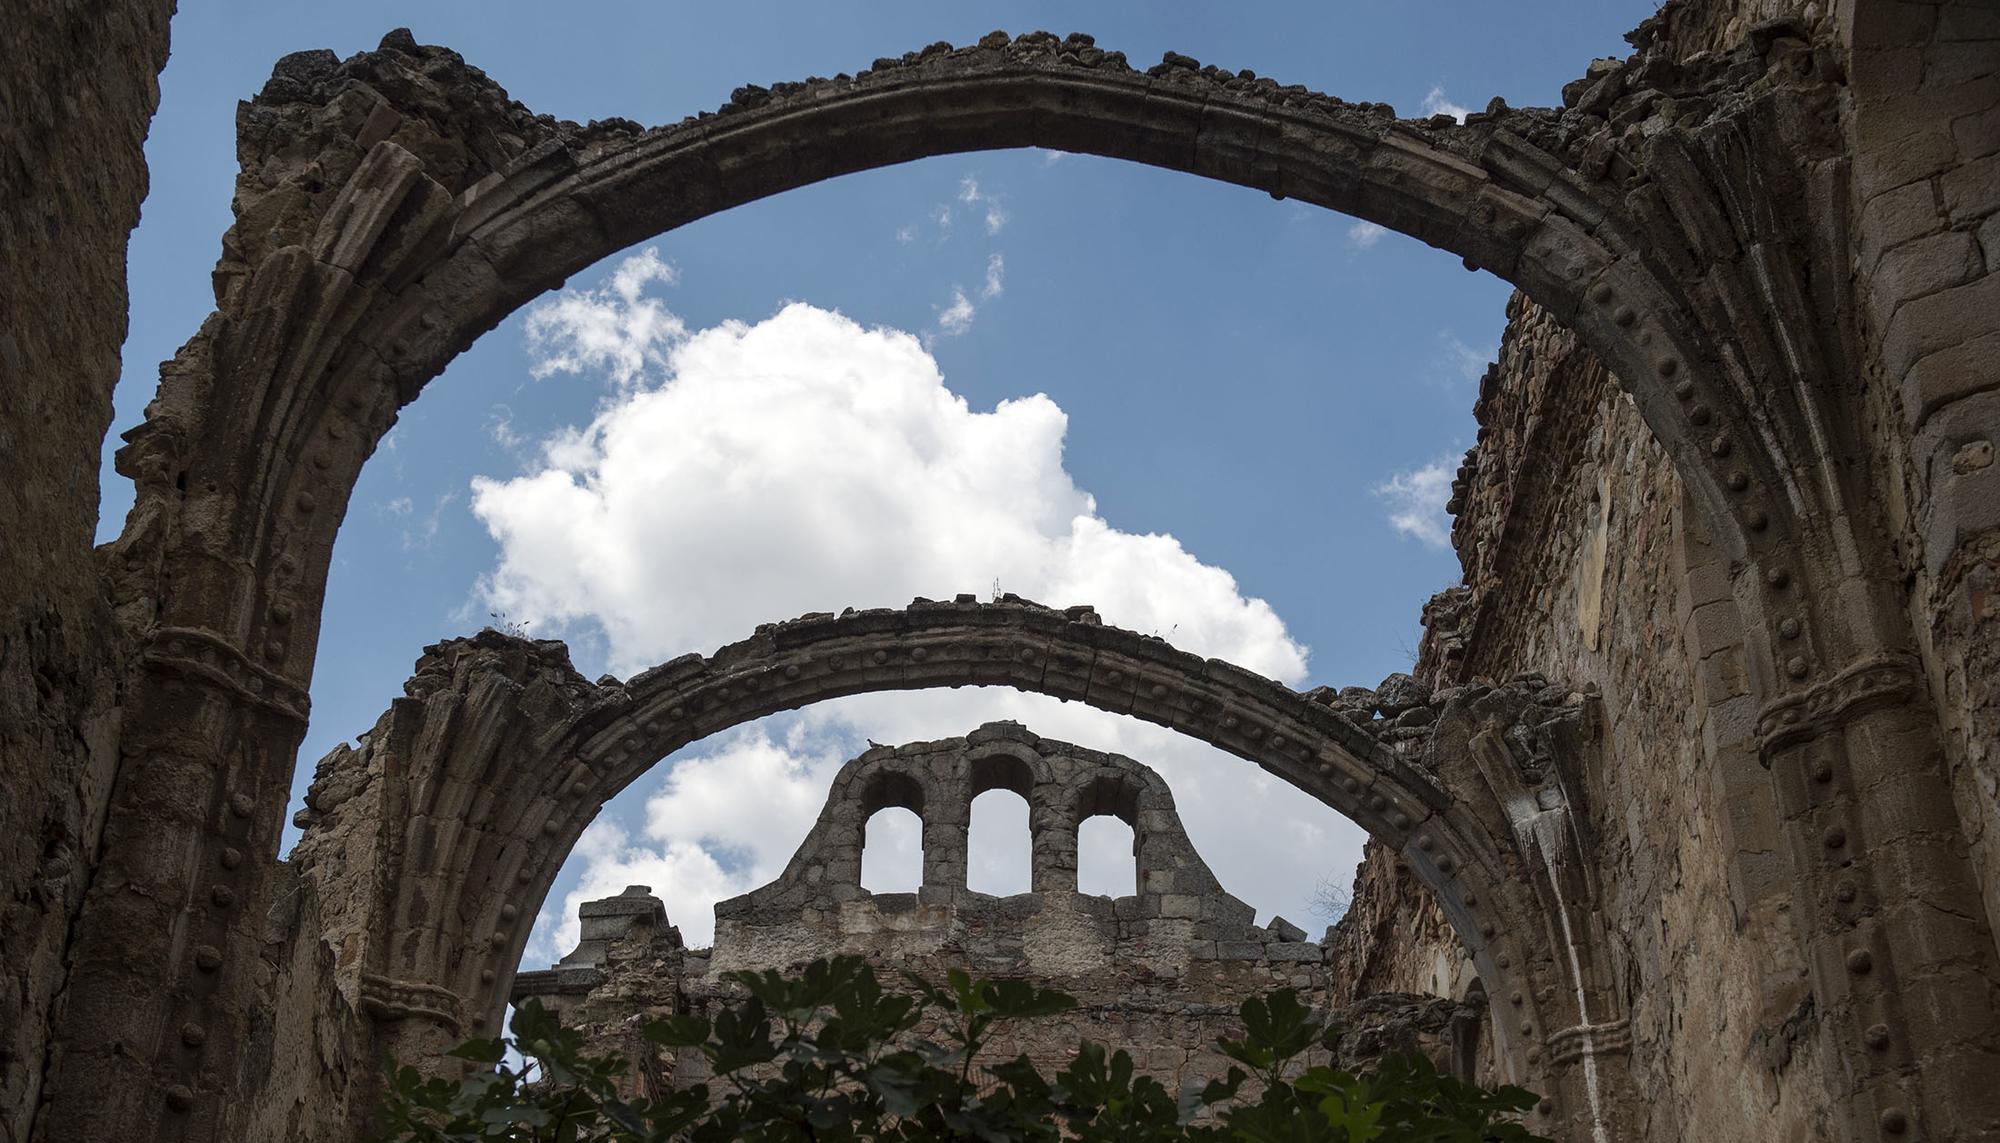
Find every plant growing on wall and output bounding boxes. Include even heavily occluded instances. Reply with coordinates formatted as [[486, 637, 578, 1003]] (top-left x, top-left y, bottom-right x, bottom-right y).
[[378, 956, 1548, 1142]]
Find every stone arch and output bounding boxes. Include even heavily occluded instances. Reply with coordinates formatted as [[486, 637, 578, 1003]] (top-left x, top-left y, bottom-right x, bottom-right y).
[[63, 24, 1997, 1143], [108, 30, 1886, 742], [1075, 773, 1143, 827], [282, 603, 1601, 1110], [969, 751, 1036, 800], [857, 767, 926, 816]]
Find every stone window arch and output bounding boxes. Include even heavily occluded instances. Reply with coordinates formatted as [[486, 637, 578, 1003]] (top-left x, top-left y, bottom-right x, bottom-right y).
[[1076, 813, 1138, 899], [856, 769, 925, 894], [858, 768, 925, 818], [965, 748, 1037, 894], [1075, 774, 1143, 898], [966, 785, 1032, 897], [860, 807, 924, 895]]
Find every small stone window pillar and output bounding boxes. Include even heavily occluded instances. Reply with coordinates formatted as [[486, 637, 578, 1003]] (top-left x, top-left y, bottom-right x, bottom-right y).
[[921, 777, 970, 896], [817, 816, 865, 887], [1029, 800, 1079, 893]]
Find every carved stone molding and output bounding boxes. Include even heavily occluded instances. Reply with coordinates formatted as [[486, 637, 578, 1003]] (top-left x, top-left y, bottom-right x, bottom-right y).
[[1546, 1018, 1631, 1065], [1754, 654, 1924, 756], [140, 625, 311, 724], [358, 974, 464, 1032]]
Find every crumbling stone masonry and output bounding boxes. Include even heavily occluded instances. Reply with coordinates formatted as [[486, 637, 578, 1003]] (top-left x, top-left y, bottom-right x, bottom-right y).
[[277, 601, 1605, 1135], [3, 1, 1997, 1141], [513, 725, 1476, 1099]]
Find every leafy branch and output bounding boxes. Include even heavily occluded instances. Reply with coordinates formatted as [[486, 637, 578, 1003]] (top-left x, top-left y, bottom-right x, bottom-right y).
[[376, 956, 1548, 1142]]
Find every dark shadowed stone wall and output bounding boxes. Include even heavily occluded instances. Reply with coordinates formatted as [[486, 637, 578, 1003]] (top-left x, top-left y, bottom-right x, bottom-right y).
[[1329, 3, 2000, 1136], [0, 2, 174, 1137], [1333, 295, 1831, 1140]]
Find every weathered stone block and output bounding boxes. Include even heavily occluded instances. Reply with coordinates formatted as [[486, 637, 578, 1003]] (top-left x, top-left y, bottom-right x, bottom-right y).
[[1266, 915, 1309, 943], [1939, 3, 2000, 42], [1872, 229, 1984, 317], [1856, 127, 1959, 199], [1884, 273, 2000, 382], [1918, 400, 2000, 576], [1924, 39, 2000, 92], [1861, 178, 1947, 273], [1694, 644, 1751, 707], [1941, 151, 2000, 223], [1955, 99, 2000, 161], [1686, 598, 1748, 660], [1899, 326, 2000, 427]]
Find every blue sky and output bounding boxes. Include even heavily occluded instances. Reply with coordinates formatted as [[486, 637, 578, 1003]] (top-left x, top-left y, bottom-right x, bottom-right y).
[[103, 2, 1658, 961]]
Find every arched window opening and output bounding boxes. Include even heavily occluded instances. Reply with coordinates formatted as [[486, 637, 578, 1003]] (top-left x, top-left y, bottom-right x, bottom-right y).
[[1077, 814, 1137, 899], [966, 788, 1031, 896], [860, 807, 923, 893]]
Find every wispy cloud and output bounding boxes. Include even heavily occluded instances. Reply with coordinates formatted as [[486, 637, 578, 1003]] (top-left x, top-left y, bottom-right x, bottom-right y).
[[1374, 460, 1456, 548], [959, 175, 1008, 236], [401, 491, 458, 552], [1347, 221, 1387, 250], [1420, 85, 1472, 123], [895, 223, 918, 244], [924, 254, 1006, 345], [487, 405, 528, 454], [1439, 331, 1494, 383], [931, 288, 977, 342]]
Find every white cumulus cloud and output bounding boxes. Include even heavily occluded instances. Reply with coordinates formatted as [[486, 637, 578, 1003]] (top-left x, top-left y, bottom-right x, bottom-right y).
[[475, 289, 1302, 678], [524, 247, 684, 390], [488, 253, 1357, 963]]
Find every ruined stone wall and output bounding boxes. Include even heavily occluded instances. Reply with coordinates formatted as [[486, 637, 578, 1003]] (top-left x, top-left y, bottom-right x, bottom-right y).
[[1334, 290, 1831, 1141], [1844, 0, 2000, 958], [5, 1, 1996, 1139], [522, 882, 1483, 1110], [0, 2, 174, 1136], [517, 729, 1422, 1101], [1326, 3, 2000, 1138], [270, 631, 607, 1139]]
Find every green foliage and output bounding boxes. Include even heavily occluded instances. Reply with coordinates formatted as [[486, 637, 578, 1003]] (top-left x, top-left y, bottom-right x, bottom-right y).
[[376, 956, 1549, 1142]]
